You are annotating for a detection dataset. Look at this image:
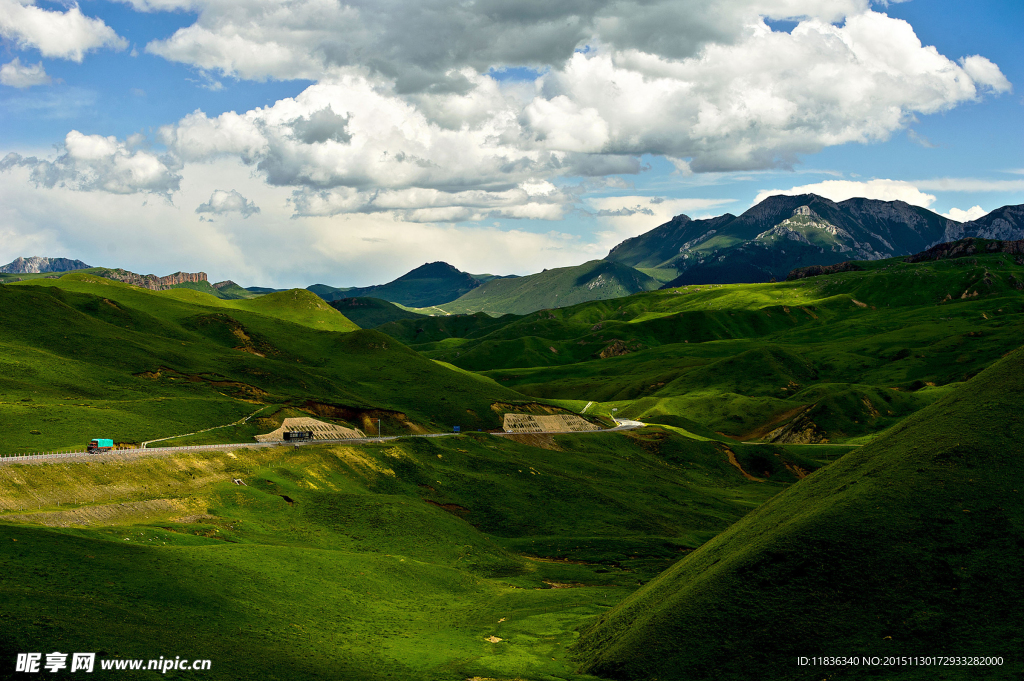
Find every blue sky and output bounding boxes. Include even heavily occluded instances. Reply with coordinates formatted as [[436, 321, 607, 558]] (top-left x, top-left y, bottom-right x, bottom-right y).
[[0, 0, 1020, 287]]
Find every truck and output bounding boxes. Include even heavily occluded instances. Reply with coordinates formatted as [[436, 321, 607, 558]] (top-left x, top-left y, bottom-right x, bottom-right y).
[[87, 438, 114, 453]]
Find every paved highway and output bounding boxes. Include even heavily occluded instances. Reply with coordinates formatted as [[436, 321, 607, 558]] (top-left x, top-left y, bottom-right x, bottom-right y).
[[0, 422, 645, 466]]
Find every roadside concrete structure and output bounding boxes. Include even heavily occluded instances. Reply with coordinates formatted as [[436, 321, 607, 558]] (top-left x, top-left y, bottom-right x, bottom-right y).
[[256, 417, 365, 442], [502, 414, 599, 434]]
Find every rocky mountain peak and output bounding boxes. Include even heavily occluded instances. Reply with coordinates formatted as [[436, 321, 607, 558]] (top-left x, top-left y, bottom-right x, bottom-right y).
[[0, 256, 90, 274]]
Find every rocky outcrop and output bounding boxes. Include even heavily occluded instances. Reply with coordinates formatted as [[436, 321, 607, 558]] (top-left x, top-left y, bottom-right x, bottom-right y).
[[786, 261, 864, 280], [0, 256, 90, 273], [212, 280, 237, 290], [904, 238, 1024, 263], [99, 268, 208, 290]]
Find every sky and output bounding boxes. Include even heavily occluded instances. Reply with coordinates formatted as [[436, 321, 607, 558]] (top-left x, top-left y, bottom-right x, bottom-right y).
[[0, 0, 1021, 288]]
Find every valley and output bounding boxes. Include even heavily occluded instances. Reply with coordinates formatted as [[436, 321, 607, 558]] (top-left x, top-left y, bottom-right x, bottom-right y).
[[2, 225, 1023, 680]]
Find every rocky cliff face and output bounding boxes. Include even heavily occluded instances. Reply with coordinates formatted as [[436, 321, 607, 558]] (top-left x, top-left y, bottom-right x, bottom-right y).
[[941, 205, 1024, 243], [0, 256, 90, 274], [98, 269, 208, 290], [905, 237, 1024, 263]]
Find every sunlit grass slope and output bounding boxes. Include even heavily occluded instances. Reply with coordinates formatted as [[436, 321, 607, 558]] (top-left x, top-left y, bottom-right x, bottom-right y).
[[574, 346, 1024, 681], [0, 276, 528, 453], [0, 428, 812, 680], [436, 260, 661, 316]]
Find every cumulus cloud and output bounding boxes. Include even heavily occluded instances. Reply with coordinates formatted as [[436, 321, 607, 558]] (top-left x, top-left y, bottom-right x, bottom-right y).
[[0, 130, 181, 195], [753, 179, 937, 207], [0, 0, 127, 62], [959, 55, 1012, 94], [137, 0, 867, 85], [145, 8, 1009, 188], [6, 1, 1014, 226], [942, 205, 987, 222], [0, 157, 597, 287], [196, 189, 260, 217], [0, 57, 50, 87]]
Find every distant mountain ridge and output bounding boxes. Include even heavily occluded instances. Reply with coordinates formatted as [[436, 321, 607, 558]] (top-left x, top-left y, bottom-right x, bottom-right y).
[[606, 194, 1024, 285], [0, 256, 90, 273], [310, 261, 486, 307]]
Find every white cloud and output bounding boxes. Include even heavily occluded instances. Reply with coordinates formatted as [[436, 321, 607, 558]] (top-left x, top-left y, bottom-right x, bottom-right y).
[[0, 57, 50, 87], [196, 189, 260, 218], [960, 55, 1012, 94], [942, 205, 987, 222], [0, 0, 127, 62], [906, 129, 937, 148], [157, 75, 581, 221], [136, 0, 869, 85], [145, 7, 1010, 187], [0, 130, 181, 195], [913, 178, 1024, 193], [753, 179, 937, 207]]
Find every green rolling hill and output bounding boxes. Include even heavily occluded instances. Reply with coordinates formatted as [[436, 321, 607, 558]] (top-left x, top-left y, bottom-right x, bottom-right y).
[[373, 244, 1024, 444], [0, 272, 530, 453], [574, 344, 1024, 681], [0, 425, 821, 680], [328, 296, 428, 328], [437, 260, 661, 315]]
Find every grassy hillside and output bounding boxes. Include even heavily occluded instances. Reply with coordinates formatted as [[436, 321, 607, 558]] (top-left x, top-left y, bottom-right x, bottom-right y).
[[376, 253, 1024, 443], [0, 427, 815, 680], [0, 274, 530, 453], [437, 260, 661, 315], [329, 297, 427, 328], [378, 311, 521, 345], [574, 346, 1024, 681]]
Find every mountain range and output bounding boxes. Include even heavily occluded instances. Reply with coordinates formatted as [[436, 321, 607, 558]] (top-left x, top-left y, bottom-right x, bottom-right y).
[[307, 261, 510, 307], [6, 195, 1023, 316], [606, 195, 1024, 285]]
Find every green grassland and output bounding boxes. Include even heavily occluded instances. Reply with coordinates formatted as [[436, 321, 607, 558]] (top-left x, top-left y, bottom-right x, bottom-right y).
[[434, 261, 661, 316], [377, 254, 1024, 444], [329, 296, 428, 328], [0, 274, 533, 454], [573, 344, 1024, 681], [0, 427, 814, 680]]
